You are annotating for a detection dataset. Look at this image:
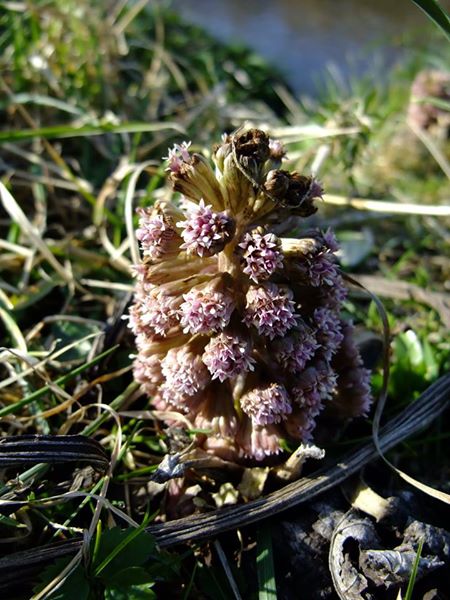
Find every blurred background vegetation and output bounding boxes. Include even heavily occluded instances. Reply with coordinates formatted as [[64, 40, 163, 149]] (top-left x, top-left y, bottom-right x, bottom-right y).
[[0, 1, 449, 597]]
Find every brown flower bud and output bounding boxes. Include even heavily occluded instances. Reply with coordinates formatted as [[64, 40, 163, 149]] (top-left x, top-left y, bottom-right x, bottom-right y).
[[264, 169, 290, 199], [284, 173, 323, 217], [233, 128, 271, 168]]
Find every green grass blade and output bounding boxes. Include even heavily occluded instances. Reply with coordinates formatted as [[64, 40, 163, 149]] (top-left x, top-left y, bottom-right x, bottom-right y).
[[181, 561, 198, 600], [0, 345, 118, 418], [93, 512, 153, 577], [0, 463, 50, 496], [418, 95, 450, 111], [0, 306, 27, 352], [81, 381, 139, 437], [0, 122, 185, 143], [410, 0, 450, 40], [256, 524, 277, 600], [0, 514, 27, 528], [404, 539, 424, 600], [0, 94, 85, 116]]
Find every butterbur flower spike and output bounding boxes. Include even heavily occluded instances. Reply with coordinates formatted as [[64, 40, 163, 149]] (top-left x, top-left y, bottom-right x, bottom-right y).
[[129, 129, 372, 462]]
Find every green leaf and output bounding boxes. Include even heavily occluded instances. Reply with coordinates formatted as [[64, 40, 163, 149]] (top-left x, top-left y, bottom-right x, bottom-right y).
[[107, 567, 155, 588], [34, 560, 89, 600], [0, 93, 85, 115], [422, 339, 439, 381], [388, 330, 440, 399], [93, 527, 156, 579], [145, 550, 182, 581], [256, 524, 277, 600], [49, 321, 101, 361], [105, 583, 156, 600], [410, 0, 450, 40], [417, 95, 450, 111], [402, 330, 424, 368], [0, 122, 184, 143], [337, 229, 374, 268]]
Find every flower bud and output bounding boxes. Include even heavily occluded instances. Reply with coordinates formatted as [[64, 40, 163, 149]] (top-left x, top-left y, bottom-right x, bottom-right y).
[[244, 283, 297, 339], [264, 169, 290, 199], [177, 199, 235, 257], [240, 383, 292, 426], [233, 128, 271, 169], [238, 227, 283, 283], [284, 173, 323, 216], [202, 332, 255, 382]]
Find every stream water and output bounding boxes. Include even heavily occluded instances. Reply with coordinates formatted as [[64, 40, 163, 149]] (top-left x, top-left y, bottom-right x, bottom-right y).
[[172, 0, 450, 94]]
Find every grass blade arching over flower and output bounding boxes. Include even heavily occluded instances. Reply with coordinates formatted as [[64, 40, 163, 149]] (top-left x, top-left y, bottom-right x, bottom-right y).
[[128, 129, 372, 462]]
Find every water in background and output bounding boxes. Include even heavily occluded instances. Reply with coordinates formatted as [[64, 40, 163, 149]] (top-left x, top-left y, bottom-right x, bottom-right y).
[[172, 0, 449, 94]]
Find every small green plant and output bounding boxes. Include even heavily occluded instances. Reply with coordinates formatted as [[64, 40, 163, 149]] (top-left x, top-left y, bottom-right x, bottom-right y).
[[35, 526, 180, 599]]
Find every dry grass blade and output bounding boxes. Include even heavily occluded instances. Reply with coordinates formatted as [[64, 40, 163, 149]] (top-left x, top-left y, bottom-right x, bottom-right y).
[[146, 373, 450, 547], [409, 120, 450, 179], [323, 194, 450, 217], [0, 182, 72, 283], [393, 470, 450, 503], [350, 275, 450, 328], [0, 331, 102, 393], [270, 125, 361, 139], [0, 306, 27, 353], [0, 435, 109, 470], [124, 161, 156, 266], [214, 540, 243, 600], [0, 539, 83, 597], [0, 491, 139, 528]]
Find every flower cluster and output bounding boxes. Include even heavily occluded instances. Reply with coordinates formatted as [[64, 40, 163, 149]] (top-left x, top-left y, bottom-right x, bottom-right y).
[[129, 129, 372, 462]]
